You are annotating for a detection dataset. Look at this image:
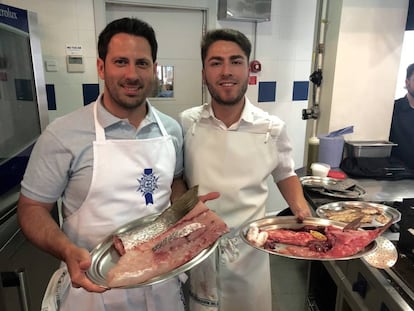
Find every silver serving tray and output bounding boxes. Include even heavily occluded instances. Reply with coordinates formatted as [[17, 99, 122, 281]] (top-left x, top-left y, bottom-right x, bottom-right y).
[[300, 176, 366, 199], [316, 201, 401, 228], [87, 213, 219, 288], [239, 216, 377, 260]]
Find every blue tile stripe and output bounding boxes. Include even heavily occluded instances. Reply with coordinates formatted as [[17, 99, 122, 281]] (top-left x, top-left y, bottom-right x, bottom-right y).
[[258, 81, 276, 102], [46, 84, 56, 110], [82, 83, 99, 106], [292, 81, 309, 101]]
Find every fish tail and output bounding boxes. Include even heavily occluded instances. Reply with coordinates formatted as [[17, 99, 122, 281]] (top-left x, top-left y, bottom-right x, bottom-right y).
[[157, 185, 199, 226]]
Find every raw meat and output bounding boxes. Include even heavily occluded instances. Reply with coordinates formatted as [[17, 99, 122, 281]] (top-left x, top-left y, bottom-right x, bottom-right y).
[[246, 224, 382, 259], [277, 225, 379, 258], [266, 229, 319, 246], [106, 200, 229, 287]]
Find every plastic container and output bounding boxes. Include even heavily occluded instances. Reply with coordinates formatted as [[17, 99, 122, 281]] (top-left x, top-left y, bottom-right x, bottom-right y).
[[318, 135, 345, 168], [306, 136, 320, 175], [344, 141, 397, 158], [311, 162, 331, 177]]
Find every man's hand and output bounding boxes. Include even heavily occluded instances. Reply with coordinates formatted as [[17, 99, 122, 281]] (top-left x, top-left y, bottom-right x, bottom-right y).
[[64, 245, 108, 292], [294, 207, 312, 223]]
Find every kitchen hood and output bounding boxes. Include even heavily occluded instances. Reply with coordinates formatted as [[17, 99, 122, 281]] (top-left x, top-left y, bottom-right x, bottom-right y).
[[218, 0, 271, 22]]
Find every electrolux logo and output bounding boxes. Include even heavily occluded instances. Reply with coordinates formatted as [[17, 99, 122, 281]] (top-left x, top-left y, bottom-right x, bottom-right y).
[[0, 4, 29, 33], [0, 7, 18, 19]]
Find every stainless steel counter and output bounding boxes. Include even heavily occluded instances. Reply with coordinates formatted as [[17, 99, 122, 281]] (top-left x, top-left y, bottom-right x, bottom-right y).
[[355, 178, 414, 202]]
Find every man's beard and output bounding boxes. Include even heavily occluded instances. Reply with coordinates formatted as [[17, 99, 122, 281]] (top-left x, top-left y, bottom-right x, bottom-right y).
[[106, 86, 147, 111], [206, 80, 248, 106]]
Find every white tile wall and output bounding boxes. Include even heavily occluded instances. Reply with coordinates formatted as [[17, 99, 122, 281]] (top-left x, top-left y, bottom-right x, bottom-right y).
[[395, 31, 414, 99]]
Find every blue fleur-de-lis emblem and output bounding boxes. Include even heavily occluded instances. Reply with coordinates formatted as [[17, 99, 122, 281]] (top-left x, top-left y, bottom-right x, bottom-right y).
[[137, 168, 159, 205]]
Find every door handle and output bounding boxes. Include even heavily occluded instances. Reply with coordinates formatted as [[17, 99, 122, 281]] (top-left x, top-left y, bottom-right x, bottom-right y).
[[1, 268, 30, 311]]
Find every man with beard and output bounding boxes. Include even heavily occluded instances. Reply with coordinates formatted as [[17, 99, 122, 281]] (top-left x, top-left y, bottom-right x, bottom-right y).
[[389, 63, 414, 169], [17, 18, 188, 310], [179, 29, 312, 311]]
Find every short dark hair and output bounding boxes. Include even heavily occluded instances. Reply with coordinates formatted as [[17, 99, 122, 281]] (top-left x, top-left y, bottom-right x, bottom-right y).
[[200, 28, 251, 67], [407, 63, 414, 79], [98, 17, 158, 62]]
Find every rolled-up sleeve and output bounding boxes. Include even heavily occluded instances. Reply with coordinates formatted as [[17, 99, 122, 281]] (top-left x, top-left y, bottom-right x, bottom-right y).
[[271, 123, 296, 183]]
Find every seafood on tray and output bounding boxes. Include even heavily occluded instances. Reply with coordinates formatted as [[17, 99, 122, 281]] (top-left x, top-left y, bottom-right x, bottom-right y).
[[245, 219, 389, 259], [106, 186, 229, 288], [321, 204, 390, 224], [316, 201, 401, 228]]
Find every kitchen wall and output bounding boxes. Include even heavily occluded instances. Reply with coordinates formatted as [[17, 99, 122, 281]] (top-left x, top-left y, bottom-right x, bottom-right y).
[[396, 30, 414, 99], [315, 0, 409, 141]]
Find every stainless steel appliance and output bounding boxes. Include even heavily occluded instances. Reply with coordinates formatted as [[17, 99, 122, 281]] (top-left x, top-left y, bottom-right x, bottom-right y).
[[0, 4, 60, 310], [0, 3, 48, 197], [0, 199, 60, 311]]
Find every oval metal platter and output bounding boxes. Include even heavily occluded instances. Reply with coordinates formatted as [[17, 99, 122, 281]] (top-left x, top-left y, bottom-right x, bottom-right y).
[[300, 176, 366, 199], [87, 213, 219, 289], [239, 216, 377, 261], [316, 201, 401, 228]]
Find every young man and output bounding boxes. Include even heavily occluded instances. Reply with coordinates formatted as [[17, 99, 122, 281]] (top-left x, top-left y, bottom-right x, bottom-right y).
[[180, 28, 312, 311], [389, 63, 414, 169], [17, 18, 187, 310]]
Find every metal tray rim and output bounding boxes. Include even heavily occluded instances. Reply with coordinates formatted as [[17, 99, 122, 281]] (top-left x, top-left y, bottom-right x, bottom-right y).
[[300, 176, 366, 199]]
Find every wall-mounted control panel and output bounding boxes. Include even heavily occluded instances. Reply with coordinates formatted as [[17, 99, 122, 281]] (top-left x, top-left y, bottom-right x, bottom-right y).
[[66, 55, 84, 73]]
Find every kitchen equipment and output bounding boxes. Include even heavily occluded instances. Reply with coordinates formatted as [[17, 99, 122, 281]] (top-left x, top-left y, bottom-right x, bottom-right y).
[[318, 126, 353, 168], [0, 5, 57, 310], [345, 140, 397, 158], [318, 135, 345, 168], [0, 200, 60, 311], [397, 198, 414, 260], [87, 213, 220, 288], [363, 236, 398, 269], [240, 216, 377, 260], [0, 4, 49, 197]]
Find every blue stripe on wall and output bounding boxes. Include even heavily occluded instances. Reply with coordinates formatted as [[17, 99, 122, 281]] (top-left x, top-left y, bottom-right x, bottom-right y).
[[258, 81, 276, 102], [82, 83, 99, 106], [46, 84, 56, 110], [292, 81, 309, 101]]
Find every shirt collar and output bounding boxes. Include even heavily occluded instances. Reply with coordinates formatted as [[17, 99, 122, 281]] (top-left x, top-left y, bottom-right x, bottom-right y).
[[96, 94, 156, 129], [200, 97, 255, 125]]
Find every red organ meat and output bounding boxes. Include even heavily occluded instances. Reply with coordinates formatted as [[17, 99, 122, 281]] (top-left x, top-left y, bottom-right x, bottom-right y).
[[107, 201, 229, 288]]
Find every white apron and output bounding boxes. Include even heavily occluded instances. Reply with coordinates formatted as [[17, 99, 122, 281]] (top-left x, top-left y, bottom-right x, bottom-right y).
[[184, 121, 277, 311], [55, 101, 185, 311]]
